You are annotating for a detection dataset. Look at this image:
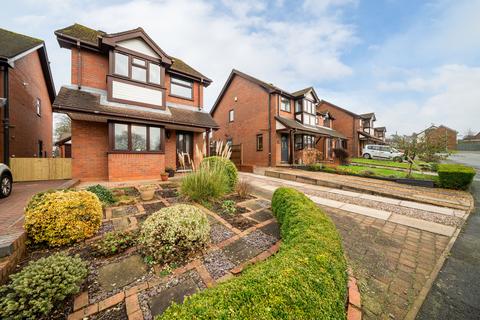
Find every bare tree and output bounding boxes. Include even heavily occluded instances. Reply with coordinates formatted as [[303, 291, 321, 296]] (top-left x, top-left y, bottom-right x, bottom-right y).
[[54, 114, 71, 141]]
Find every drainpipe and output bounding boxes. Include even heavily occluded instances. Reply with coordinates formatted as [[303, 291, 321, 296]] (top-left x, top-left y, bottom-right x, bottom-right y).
[[76, 41, 82, 89], [2, 65, 9, 166], [268, 93, 272, 167]]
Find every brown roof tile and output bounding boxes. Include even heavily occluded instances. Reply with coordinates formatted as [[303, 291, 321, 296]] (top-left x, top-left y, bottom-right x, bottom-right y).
[[0, 28, 43, 59], [53, 87, 218, 129]]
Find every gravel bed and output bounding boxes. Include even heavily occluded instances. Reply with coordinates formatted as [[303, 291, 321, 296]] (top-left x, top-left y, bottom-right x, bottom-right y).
[[202, 250, 235, 279], [89, 301, 127, 320], [138, 270, 205, 320], [243, 230, 277, 251], [96, 221, 114, 236], [210, 223, 235, 244], [299, 187, 463, 227]]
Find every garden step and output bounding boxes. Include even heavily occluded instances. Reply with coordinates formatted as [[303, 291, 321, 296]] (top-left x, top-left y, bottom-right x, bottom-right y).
[[0, 230, 24, 258]]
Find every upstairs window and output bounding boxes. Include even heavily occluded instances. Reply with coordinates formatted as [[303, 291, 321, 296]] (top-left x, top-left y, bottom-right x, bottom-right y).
[[229, 109, 234, 122], [295, 100, 302, 112], [303, 100, 315, 114], [280, 96, 291, 112], [113, 51, 161, 85], [323, 117, 331, 127], [170, 77, 193, 99], [35, 98, 41, 116], [256, 134, 263, 151]]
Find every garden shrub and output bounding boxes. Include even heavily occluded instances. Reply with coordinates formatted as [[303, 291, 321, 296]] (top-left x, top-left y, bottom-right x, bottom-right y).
[[361, 170, 375, 177], [158, 187, 348, 320], [0, 253, 87, 320], [92, 230, 137, 257], [24, 190, 103, 246], [307, 163, 323, 171], [333, 148, 350, 165], [235, 179, 251, 198], [86, 184, 116, 206], [138, 204, 210, 264], [180, 163, 230, 201], [221, 200, 236, 215], [437, 164, 476, 190], [201, 156, 238, 191]]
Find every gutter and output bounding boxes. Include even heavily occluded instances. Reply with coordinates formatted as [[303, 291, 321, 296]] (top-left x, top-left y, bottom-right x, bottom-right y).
[[76, 41, 82, 89], [268, 92, 272, 166], [2, 65, 9, 165]]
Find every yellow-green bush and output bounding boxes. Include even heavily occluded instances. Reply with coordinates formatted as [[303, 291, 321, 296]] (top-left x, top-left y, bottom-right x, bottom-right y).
[[24, 190, 103, 246]]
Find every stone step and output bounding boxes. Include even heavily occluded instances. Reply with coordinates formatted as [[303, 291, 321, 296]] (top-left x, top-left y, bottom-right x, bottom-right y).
[[0, 230, 24, 258]]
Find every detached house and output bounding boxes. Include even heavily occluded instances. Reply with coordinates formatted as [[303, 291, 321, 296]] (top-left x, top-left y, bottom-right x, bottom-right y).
[[0, 28, 56, 164], [53, 24, 218, 181], [416, 125, 457, 150], [317, 100, 385, 157], [210, 69, 346, 167]]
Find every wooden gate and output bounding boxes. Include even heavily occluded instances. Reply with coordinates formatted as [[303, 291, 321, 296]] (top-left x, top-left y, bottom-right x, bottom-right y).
[[9, 158, 72, 182], [229, 144, 243, 167]]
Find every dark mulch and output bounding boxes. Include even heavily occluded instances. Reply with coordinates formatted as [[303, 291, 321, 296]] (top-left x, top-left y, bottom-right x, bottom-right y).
[[223, 193, 255, 203], [112, 187, 140, 197], [143, 201, 167, 214], [210, 202, 250, 216], [219, 214, 256, 231], [89, 301, 128, 320], [156, 188, 179, 199]]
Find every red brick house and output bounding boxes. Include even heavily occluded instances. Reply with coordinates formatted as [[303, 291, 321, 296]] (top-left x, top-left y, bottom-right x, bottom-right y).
[[210, 69, 346, 167], [0, 28, 56, 164], [53, 24, 218, 181], [317, 101, 385, 157], [416, 125, 457, 150]]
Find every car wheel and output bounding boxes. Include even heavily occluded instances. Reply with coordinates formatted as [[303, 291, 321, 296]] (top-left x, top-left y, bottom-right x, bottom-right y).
[[363, 153, 371, 159], [0, 174, 12, 198]]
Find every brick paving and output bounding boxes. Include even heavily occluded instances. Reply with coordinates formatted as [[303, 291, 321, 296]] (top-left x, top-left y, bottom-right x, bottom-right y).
[[326, 207, 449, 320]]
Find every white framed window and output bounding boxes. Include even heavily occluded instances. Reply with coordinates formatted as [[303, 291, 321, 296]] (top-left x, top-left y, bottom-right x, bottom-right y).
[[35, 98, 41, 116], [229, 109, 234, 122], [114, 52, 129, 77], [280, 96, 291, 112], [149, 63, 161, 85]]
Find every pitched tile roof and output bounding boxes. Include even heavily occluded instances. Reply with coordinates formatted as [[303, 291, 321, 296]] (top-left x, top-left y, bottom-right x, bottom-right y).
[[53, 86, 218, 129], [359, 112, 375, 119], [55, 23, 211, 82], [291, 87, 313, 97], [275, 116, 346, 139], [0, 28, 43, 59]]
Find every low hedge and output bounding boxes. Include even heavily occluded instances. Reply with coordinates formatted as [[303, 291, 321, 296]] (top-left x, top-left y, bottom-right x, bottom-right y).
[[437, 164, 476, 190], [158, 187, 347, 320]]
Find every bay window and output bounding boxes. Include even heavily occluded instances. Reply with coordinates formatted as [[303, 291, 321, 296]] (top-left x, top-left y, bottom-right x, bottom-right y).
[[170, 77, 193, 99], [111, 122, 164, 152]]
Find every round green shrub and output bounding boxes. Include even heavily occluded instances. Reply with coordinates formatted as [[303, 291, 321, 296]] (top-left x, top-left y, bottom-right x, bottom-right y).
[[86, 184, 116, 206], [24, 190, 103, 246], [201, 156, 238, 191], [138, 204, 210, 264], [158, 187, 347, 320], [0, 253, 87, 320]]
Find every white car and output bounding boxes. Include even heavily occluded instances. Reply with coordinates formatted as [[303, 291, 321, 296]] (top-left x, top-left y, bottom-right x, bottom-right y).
[[0, 163, 13, 198], [362, 145, 404, 161]]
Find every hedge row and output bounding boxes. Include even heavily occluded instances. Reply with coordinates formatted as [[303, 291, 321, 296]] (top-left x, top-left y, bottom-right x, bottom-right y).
[[158, 187, 348, 320], [437, 164, 476, 190]]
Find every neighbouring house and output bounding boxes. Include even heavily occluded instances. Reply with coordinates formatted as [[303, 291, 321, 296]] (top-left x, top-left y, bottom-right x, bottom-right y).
[[317, 100, 385, 157], [415, 124, 457, 150], [210, 69, 346, 167], [0, 28, 56, 164], [55, 133, 71, 158], [458, 131, 480, 151], [462, 132, 480, 141], [52, 24, 218, 181]]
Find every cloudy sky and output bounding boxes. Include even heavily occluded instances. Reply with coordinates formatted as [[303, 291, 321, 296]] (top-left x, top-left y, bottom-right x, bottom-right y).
[[3, 0, 479, 136]]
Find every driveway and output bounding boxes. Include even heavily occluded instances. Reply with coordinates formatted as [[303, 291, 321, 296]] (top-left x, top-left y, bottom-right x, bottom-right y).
[[417, 152, 480, 319], [242, 171, 473, 319], [0, 180, 68, 235]]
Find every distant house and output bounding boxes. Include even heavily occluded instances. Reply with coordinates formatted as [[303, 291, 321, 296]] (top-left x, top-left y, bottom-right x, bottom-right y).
[[0, 28, 56, 164], [415, 125, 457, 150], [463, 132, 480, 141], [55, 134, 71, 158], [316, 101, 385, 157], [52, 24, 218, 181], [210, 69, 346, 167]]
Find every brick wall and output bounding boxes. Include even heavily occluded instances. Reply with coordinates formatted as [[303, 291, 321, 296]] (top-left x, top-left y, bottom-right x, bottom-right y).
[[71, 120, 108, 181], [212, 75, 271, 167], [108, 153, 165, 181], [0, 50, 53, 162], [165, 129, 177, 169], [318, 102, 359, 157], [426, 127, 457, 150], [71, 48, 109, 90]]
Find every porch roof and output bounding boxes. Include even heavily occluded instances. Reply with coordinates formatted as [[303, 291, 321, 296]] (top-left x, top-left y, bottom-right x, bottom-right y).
[[53, 86, 219, 130], [358, 130, 385, 143], [275, 116, 346, 139]]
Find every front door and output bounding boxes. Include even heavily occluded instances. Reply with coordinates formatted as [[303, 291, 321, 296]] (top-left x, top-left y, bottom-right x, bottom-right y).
[[176, 131, 193, 169], [281, 134, 289, 163]]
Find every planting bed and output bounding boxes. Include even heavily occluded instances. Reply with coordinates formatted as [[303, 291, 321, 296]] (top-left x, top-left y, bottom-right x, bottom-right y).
[[10, 182, 280, 320]]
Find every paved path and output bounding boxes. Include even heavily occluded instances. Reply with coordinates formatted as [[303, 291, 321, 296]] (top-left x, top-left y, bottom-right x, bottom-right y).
[[417, 152, 480, 319], [241, 172, 466, 319], [0, 180, 68, 234]]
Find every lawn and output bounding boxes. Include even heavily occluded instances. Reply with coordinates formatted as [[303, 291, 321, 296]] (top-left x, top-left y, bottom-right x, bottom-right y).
[[324, 164, 438, 182], [350, 157, 431, 171]]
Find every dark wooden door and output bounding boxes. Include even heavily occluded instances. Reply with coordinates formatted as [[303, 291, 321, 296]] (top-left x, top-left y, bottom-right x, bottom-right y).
[[176, 132, 193, 169], [281, 134, 289, 163]]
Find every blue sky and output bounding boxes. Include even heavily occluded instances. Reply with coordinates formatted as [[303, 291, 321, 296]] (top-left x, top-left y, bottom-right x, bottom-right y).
[[3, 0, 480, 135]]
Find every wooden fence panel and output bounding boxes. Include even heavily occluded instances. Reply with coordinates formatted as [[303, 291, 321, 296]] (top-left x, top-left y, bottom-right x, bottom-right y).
[[10, 158, 72, 182]]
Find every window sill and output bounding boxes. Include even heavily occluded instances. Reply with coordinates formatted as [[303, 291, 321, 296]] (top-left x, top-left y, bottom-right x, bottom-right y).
[[108, 151, 165, 155], [169, 93, 194, 101]]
